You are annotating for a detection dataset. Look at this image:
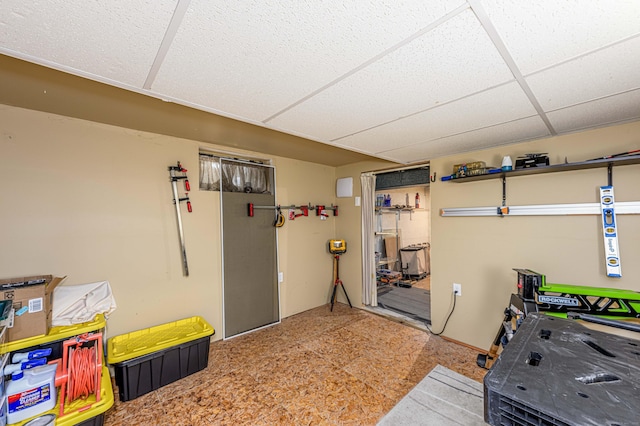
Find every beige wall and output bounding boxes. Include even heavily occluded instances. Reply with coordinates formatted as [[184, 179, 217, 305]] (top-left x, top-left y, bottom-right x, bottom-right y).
[[430, 121, 640, 349], [272, 157, 339, 317], [337, 122, 640, 351], [0, 105, 339, 340], [4, 102, 638, 351]]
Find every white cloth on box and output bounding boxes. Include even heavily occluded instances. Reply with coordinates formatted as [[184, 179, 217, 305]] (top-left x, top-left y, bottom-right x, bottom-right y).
[[52, 280, 117, 326]]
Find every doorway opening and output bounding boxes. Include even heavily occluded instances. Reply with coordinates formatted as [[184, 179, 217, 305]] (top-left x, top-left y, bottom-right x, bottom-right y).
[[369, 166, 431, 327]]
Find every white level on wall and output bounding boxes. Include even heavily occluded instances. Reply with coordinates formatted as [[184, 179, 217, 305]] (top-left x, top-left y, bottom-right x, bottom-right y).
[[440, 201, 640, 217]]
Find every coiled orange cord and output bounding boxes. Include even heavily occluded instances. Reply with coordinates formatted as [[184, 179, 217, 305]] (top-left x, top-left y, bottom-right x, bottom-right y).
[[67, 345, 97, 403]]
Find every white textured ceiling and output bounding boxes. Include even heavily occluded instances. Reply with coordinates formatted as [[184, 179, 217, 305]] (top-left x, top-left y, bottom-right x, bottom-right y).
[[1, 0, 639, 164]]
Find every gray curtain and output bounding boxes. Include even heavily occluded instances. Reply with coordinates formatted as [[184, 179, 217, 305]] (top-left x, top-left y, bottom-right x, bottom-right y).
[[361, 172, 377, 306]]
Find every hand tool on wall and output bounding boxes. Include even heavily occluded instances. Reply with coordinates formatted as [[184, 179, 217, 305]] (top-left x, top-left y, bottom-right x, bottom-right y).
[[294, 205, 309, 218], [248, 203, 338, 223], [169, 161, 192, 276], [274, 207, 285, 228]]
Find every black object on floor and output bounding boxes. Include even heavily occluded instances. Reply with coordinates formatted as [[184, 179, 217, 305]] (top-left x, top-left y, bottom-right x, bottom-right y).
[[377, 286, 431, 324], [484, 313, 640, 426], [113, 336, 211, 401]]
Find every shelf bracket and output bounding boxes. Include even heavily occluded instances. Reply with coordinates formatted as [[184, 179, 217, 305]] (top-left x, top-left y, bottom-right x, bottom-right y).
[[608, 163, 613, 187]]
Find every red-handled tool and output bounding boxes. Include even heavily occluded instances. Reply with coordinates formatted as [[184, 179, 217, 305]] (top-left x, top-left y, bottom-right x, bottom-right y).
[[169, 161, 192, 276], [185, 179, 190, 191], [294, 205, 309, 218]]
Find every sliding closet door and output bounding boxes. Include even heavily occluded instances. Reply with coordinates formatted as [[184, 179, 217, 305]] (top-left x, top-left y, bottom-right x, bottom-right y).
[[221, 160, 279, 338]]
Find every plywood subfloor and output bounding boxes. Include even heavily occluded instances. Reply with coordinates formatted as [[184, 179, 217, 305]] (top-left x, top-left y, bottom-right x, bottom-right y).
[[104, 302, 486, 425]]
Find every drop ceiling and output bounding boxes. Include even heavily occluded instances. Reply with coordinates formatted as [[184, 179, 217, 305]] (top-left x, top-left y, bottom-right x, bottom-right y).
[[1, 0, 639, 164]]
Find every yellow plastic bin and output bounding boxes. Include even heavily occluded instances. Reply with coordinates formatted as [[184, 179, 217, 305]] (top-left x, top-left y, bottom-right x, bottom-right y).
[[0, 314, 106, 356], [107, 316, 214, 402], [2, 314, 112, 426], [11, 364, 114, 426]]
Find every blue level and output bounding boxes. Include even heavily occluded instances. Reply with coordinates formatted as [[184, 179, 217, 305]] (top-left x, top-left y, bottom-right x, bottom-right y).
[[600, 186, 621, 277]]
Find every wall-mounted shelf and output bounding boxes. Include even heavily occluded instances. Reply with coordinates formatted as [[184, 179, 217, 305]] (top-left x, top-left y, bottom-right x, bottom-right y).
[[441, 153, 640, 217], [376, 207, 415, 212], [447, 155, 640, 183]]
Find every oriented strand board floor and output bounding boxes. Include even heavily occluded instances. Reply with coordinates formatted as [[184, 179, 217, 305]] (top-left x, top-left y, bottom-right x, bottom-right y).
[[104, 303, 486, 425]]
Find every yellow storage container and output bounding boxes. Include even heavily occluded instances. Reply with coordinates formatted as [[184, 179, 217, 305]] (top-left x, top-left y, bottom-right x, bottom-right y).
[[11, 365, 114, 426], [12, 365, 113, 426], [0, 314, 112, 425], [107, 316, 214, 364], [1, 314, 106, 355], [107, 316, 214, 401]]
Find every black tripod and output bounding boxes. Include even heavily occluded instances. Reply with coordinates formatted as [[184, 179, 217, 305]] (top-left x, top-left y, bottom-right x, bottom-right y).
[[331, 253, 352, 311]]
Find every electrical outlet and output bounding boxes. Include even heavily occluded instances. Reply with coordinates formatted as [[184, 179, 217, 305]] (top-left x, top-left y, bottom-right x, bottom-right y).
[[453, 283, 462, 296]]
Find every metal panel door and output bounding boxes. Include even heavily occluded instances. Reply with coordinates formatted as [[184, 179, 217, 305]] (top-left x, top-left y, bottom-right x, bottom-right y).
[[221, 165, 279, 338]]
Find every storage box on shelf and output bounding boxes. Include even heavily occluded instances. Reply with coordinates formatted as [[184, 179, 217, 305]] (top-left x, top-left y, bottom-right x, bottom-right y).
[[0, 275, 65, 342], [107, 316, 214, 402], [377, 269, 402, 285]]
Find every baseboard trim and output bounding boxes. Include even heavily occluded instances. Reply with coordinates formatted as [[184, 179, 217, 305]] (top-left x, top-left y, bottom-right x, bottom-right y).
[[440, 335, 487, 354]]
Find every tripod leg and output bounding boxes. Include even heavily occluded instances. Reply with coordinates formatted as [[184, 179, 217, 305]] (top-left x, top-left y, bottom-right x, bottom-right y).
[[330, 281, 338, 311], [340, 281, 353, 308]]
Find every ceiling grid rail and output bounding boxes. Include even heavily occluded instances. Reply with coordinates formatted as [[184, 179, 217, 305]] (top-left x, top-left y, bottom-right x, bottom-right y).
[[262, 3, 470, 124], [143, 0, 192, 90], [1, 2, 639, 164], [467, 0, 557, 136]]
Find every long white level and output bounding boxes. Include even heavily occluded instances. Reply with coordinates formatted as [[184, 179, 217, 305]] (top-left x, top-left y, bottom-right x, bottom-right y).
[[440, 201, 640, 217]]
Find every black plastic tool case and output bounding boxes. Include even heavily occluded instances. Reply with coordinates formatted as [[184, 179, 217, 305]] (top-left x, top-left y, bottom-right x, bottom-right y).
[[484, 313, 640, 426]]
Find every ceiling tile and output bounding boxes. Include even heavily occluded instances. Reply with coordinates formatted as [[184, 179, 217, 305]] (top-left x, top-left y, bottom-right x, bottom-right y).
[[547, 89, 640, 134], [152, 0, 467, 123], [267, 9, 515, 141], [334, 82, 537, 152], [378, 116, 550, 163], [1, 1, 638, 165], [479, 0, 640, 74], [526, 36, 640, 111], [0, 0, 178, 87]]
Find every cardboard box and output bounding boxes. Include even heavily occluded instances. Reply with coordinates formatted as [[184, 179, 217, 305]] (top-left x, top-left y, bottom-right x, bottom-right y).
[[0, 275, 65, 342]]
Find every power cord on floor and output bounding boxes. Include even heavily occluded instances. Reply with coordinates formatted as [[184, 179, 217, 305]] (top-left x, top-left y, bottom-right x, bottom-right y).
[[426, 289, 458, 336]]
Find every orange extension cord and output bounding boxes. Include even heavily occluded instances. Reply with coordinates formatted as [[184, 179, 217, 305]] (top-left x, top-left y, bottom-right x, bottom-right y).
[[66, 345, 98, 403]]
